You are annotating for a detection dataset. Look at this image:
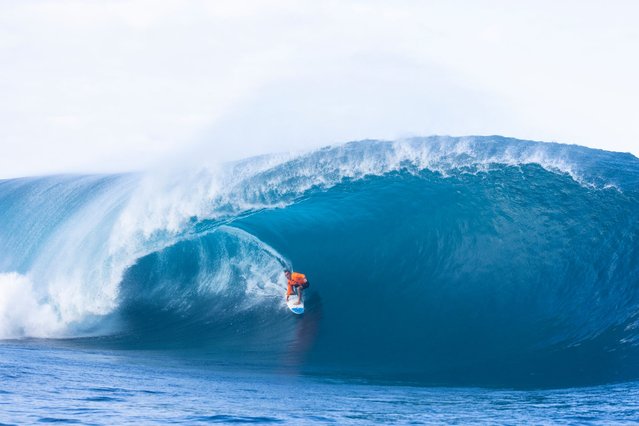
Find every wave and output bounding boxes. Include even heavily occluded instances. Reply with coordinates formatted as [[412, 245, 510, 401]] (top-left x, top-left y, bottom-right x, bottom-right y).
[[1, 136, 638, 386]]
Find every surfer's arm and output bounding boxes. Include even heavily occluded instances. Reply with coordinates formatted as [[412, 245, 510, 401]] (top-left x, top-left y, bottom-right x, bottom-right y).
[[286, 282, 293, 300]]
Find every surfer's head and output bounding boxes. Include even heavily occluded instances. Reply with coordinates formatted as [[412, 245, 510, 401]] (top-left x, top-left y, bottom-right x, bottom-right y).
[[284, 270, 291, 278]]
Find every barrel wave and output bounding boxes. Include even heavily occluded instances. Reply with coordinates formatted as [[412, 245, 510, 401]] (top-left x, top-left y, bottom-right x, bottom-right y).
[[1, 136, 638, 387]]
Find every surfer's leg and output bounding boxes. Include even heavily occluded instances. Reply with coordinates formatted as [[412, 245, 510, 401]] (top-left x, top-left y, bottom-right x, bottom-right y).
[[296, 286, 303, 305]]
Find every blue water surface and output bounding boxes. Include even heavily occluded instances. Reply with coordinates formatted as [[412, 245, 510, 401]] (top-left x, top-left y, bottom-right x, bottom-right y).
[[1, 342, 639, 425]]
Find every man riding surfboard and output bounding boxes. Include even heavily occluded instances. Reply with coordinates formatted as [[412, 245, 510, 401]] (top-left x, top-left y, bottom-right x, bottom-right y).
[[285, 270, 309, 305]]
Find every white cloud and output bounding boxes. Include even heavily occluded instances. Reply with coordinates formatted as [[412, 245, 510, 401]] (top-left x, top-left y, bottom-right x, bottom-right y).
[[0, 0, 638, 178]]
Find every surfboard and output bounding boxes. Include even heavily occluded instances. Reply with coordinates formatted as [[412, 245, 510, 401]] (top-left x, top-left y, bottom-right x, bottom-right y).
[[286, 295, 304, 315]]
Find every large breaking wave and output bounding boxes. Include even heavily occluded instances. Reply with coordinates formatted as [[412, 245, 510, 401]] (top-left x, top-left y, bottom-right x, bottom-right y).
[[1, 136, 638, 386]]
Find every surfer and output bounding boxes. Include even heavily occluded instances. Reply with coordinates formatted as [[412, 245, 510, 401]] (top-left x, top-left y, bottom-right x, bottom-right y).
[[285, 270, 309, 305]]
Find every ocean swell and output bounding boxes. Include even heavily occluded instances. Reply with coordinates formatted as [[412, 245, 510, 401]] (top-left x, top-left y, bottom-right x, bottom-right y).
[[1, 136, 638, 385]]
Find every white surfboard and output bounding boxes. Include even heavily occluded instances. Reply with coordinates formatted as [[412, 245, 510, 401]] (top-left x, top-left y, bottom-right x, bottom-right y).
[[286, 295, 304, 315]]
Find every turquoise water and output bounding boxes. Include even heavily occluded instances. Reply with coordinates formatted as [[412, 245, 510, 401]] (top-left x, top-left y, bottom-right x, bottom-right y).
[[1, 136, 638, 422]]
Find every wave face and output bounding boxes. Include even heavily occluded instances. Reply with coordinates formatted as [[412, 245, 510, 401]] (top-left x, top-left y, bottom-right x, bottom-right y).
[[1, 136, 638, 386]]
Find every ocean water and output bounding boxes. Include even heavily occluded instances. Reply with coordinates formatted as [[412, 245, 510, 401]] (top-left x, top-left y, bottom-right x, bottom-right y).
[[1, 136, 639, 423], [2, 342, 639, 424]]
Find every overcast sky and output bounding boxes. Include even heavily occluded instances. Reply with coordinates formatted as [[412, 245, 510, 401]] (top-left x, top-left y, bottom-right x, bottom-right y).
[[1, 0, 638, 178]]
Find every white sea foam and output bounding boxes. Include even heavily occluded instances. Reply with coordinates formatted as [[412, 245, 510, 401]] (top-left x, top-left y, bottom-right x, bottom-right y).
[[0, 272, 63, 338]]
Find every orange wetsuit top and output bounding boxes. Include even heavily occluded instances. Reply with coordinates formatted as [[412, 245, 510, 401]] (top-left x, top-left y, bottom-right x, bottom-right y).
[[286, 272, 307, 296]]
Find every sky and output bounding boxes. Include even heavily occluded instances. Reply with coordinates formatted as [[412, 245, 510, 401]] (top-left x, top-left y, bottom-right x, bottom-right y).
[[1, 0, 638, 178]]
